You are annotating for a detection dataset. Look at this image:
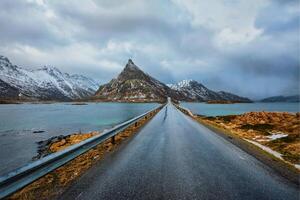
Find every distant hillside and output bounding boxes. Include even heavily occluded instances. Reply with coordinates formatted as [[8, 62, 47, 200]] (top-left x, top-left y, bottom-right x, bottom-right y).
[[0, 55, 252, 103], [168, 80, 251, 102], [0, 55, 99, 101], [94, 60, 251, 103], [260, 95, 300, 102]]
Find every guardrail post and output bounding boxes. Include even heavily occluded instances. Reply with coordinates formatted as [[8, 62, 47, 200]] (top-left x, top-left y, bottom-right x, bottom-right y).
[[135, 122, 138, 127], [111, 135, 115, 144]]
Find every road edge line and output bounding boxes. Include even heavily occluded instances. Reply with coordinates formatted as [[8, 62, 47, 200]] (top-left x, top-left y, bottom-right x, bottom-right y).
[[173, 103, 299, 186]]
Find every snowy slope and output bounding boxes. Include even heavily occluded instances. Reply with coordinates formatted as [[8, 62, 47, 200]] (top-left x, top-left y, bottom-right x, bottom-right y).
[[167, 79, 195, 90], [168, 79, 251, 102], [168, 80, 220, 101], [0, 55, 99, 100]]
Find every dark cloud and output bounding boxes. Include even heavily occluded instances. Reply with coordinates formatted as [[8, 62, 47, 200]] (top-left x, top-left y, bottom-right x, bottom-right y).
[[0, 0, 299, 99], [0, 0, 69, 48], [256, 1, 300, 34], [272, 0, 299, 5]]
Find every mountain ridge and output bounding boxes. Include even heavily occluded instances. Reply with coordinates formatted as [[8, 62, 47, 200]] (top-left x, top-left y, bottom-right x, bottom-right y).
[[167, 79, 251, 102], [94, 59, 184, 102], [94, 60, 251, 103], [0, 55, 99, 101], [260, 95, 299, 102], [0, 56, 253, 102]]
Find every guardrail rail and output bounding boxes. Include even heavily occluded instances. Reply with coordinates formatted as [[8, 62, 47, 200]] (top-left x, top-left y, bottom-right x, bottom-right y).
[[0, 104, 163, 199]]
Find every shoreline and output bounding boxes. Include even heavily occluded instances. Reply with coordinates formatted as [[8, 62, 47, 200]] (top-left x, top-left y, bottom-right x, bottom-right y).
[[9, 105, 164, 199], [0, 100, 165, 104], [33, 132, 100, 161], [1, 99, 299, 105]]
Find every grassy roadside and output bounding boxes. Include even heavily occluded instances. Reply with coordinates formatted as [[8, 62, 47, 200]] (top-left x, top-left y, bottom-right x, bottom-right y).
[[8, 105, 164, 200], [174, 104, 300, 186], [198, 114, 299, 166]]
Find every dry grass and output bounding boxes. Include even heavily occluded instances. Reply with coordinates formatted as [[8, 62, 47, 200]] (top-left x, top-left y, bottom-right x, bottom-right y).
[[49, 132, 99, 153], [198, 112, 300, 165]]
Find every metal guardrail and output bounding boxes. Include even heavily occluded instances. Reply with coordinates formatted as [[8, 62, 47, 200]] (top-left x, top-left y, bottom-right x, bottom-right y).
[[0, 105, 163, 199], [174, 104, 194, 117]]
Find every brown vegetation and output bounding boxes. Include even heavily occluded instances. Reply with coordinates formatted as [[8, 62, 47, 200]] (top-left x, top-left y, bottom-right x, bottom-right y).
[[0, 99, 22, 104], [49, 132, 99, 153], [198, 111, 300, 165]]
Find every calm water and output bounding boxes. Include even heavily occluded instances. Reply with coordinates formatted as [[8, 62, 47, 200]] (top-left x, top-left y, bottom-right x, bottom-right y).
[[0, 102, 158, 176], [181, 102, 299, 116]]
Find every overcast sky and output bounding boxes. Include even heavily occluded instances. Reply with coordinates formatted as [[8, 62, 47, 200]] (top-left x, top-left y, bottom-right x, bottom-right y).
[[0, 0, 299, 99]]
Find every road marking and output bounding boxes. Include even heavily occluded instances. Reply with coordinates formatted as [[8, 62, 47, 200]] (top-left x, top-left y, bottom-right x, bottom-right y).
[[239, 156, 245, 160], [76, 192, 83, 199]]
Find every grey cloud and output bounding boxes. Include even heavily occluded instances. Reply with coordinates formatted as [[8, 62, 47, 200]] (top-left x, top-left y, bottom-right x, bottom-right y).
[[272, 0, 299, 5], [256, 1, 300, 34], [0, 0, 69, 48], [0, 0, 299, 99]]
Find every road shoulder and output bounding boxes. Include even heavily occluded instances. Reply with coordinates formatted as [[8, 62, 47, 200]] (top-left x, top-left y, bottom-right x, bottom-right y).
[[175, 104, 300, 186]]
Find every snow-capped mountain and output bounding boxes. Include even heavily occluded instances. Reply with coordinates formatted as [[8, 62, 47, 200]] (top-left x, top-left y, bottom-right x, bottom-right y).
[[0, 55, 99, 101], [1, 55, 251, 102], [168, 79, 251, 102], [167, 79, 195, 90], [94, 60, 250, 102], [94, 59, 183, 102], [167, 80, 220, 101]]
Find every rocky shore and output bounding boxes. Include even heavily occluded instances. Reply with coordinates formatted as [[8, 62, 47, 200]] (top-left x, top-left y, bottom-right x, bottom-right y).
[[33, 132, 99, 160]]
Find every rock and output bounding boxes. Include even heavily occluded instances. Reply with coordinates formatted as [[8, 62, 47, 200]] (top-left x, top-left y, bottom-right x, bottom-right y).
[[33, 130, 45, 133], [34, 135, 65, 160], [33, 132, 99, 161]]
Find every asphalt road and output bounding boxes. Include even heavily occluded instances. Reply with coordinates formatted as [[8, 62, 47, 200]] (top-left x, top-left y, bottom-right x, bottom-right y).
[[59, 102, 299, 200]]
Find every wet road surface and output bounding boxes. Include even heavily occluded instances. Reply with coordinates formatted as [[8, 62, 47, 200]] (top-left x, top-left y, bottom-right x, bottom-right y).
[[59, 102, 299, 200]]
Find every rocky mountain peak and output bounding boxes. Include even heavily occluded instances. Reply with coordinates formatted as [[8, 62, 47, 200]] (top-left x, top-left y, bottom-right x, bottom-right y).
[[123, 59, 140, 71], [128, 58, 134, 65], [0, 55, 17, 71], [0, 55, 10, 64], [94, 59, 182, 102], [117, 59, 147, 82]]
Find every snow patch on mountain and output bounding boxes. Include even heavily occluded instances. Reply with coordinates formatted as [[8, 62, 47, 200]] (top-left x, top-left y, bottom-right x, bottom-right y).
[[169, 79, 251, 102], [95, 59, 183, 102], [168, 79, 194, 90], [0, 55, 99, 100]]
